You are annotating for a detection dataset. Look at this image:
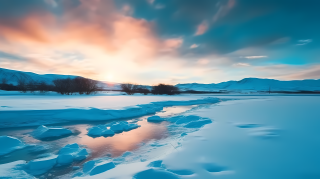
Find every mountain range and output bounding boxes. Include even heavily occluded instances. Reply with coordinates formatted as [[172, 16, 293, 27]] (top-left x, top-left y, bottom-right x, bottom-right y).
[[1, 67, 320, 92]]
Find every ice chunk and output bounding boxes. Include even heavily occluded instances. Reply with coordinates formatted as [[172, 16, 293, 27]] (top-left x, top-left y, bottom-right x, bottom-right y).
[[89, 162, 116, 176], [0, 160, 34, 179], [110, 122, 128, 132], [184, 119, 212, 128], [87, 125, 115, 137], [32, 125, 72, 140], [147, 116, 165, 122], [101, 129, 115, 136], [57, 154, 74, 166], [83, 161, 96, 173], [0, 136, 25, 156], [87, 126, 104, 136], [58, 143, 89, 161], [109, 122, 140, 133], [74, 149, 89, 161], [26, 155, 57, 175]]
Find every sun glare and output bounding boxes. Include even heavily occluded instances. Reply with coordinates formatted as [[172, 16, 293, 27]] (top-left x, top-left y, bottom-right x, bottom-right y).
[[107, 74, 114, 82]]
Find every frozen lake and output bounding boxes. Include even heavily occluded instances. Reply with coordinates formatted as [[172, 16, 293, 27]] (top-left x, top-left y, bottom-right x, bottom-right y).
[[1, 93, 320, 179]]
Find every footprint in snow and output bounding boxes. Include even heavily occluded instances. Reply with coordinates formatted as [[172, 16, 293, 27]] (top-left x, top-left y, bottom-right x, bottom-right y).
[[202, 162, 228, 173], [133, 169, 180, 179], [234, 123, 280, 138], [147, 160, 194, 176]]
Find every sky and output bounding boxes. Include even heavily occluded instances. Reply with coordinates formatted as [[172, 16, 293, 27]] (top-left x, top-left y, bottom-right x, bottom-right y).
[[0, 0, 320, 85]]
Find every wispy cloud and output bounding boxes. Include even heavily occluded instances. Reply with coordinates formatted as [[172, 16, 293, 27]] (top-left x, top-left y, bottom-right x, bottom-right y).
[[240, 56, 268, 59], [195, 21, 208, 36], [190, 44, 199, 48], [233, 63, 251, 67], [296, 39, 312, 46]]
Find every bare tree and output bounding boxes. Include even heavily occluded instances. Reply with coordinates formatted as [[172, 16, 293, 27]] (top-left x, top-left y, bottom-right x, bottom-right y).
[[27, 80, 37, 93], [53, 77, 98, 95], [17, 77, 27, 93], [53, 78, 73, 95], [136, 86, 150, 95], [38, 81, 49, 94], [121, 83, 139, 95]]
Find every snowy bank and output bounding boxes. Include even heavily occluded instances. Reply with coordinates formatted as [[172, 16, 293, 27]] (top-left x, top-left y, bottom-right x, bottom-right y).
[[0, 97, 220, 128], [32, 125, 72, 140], [0, 136, 26, 156]]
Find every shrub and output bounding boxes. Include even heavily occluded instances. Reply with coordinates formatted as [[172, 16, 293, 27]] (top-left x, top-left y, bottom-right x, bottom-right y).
[[151, 84, 180, 95]]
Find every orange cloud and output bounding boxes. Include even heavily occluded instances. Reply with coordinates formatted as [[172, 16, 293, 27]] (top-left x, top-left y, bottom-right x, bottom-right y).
[[0, 12, 54, 44], [0, 0, 182, 64], [195, 21, 208, 36]]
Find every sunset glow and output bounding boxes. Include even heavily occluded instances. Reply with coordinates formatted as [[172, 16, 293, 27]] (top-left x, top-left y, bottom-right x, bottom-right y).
[[0, 0, 320, 84]]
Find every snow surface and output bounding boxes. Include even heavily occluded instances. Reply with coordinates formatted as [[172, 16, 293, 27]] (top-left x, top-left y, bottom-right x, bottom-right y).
[[32, 125, 72, 140], [0, 136, 26, 156], [73, 96, 320, 179]]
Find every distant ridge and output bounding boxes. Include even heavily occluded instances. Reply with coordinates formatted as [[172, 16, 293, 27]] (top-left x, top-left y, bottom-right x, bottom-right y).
[[1, 68, 320, 92], [177, 78, 320, 92]]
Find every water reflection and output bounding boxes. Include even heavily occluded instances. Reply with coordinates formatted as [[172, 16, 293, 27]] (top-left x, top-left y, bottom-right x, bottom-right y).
[[74, 120, 169, 158]]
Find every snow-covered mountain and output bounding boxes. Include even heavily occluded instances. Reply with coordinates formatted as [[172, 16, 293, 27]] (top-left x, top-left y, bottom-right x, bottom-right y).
[[1, 68, 320, 92], [177, 78, 320, 92], [0, 68, 120, 90]]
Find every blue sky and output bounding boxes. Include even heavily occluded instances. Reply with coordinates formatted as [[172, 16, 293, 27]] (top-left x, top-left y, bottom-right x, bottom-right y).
[[0, 0, 319, 84]]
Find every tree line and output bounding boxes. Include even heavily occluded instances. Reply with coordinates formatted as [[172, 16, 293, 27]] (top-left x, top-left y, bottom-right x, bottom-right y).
[[0, 77, 99, 95], [120, 83, 180, 95], [0, 77, 181, 95]]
